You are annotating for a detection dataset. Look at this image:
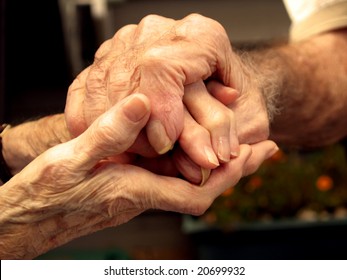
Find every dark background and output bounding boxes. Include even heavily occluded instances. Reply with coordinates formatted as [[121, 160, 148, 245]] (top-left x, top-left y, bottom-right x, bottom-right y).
[[1, 0, 95, 123]]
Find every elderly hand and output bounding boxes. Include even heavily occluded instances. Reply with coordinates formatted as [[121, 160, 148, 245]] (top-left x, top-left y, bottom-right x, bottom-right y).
[[65, 14, 265, 172], [0, 93, 277, 259]]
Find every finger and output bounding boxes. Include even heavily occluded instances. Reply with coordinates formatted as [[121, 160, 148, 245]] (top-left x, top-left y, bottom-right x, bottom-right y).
[[204, 141, 278, 199], [135, 14, 176, 44], [90, 142, 272, 218], [103, 14, 234, 155], [179, 107, 219, 169], [144, 77, 184, 155], [105, 24, 140, 105], [126, 129, 158, 158], [110, 20, 184, 155], [206, 80, 239, 105], [134, 16, 203, 155], [133, 14, 238, 154], [107, 17, 176, 155], [198, 140, 278, 198], [81, 143, 277, 224], [84, 25, 138, 127], [144, 144, 254, 216], [107, 21, 183, 155], [243, 140, 278, 176], [149, 13, 237, 89], [183, 81, 239, 162], [65, 66, 91, 137], [50, 141, 259, 244], [94, 39, 112, 63], [172, 146, 206, 185], [74, 93, 151, 169], [105, 16, 180, 155], [199, 141, 277, 198]]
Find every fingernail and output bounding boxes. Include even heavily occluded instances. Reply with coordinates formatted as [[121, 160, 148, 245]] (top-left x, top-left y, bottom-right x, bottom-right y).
[[204, 146, 219, 167], [200, 168, 211, 186], [148, 120, 173, 154], [229, 132, 240, 158], [217, 137, 230, 163], [230, 146, 240, 158], [158, 142, 174, 155], [123, 95, 150, 122], [228, 88, 240, 99]]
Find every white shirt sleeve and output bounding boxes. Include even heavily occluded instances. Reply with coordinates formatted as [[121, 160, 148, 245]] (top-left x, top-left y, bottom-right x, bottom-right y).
[[282, 0, 347, 41]]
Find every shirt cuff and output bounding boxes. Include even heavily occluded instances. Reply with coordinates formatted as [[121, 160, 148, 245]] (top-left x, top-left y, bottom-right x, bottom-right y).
[[289, 1, 347, 41]]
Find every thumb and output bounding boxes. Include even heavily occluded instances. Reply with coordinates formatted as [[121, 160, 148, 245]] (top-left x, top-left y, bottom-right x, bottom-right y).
[[73, 93, 151, 169], [243, 140, 278, 176]]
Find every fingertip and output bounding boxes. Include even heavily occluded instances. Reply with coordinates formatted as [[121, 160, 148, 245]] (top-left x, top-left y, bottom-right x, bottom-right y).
[[204, 146, 220, 167], [230, 135, 240, 158], [216, 136, 231, 163], [242, 141, 278, 177], [252, 140, 279, 158], [207, 80, 239, 105], [230, 147, 240, 158], [266, 142, 280, 159], [228, 88, 240, 101], [200, 168, 211, 186]]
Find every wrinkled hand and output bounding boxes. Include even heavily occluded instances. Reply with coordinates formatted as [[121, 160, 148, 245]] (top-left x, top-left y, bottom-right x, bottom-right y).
[[65, 14, 250, 164], [0, 94, 277, 259]]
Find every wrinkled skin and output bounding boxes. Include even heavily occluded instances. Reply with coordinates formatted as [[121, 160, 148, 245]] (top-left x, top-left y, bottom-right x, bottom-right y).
[[65, 14, 269, 173], [0, 94, 277, 259]]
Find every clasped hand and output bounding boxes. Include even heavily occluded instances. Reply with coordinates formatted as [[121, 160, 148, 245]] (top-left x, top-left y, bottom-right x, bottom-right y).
[[65, 14, 270, 184], [0, 14, 277, 259]]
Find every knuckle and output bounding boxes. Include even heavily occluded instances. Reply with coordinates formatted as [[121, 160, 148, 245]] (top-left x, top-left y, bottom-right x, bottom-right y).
[[184, 13, 227, 35], [180, 125, 210, 146], [114, 24, 137, 38], [85, 63, 106, 93], [207, 110, 230, 130], [140, 48, 167, 72], [67, 67, 89, 94], [239, 114, 269, 144], [111, 24, 137, 46], [139, 14, 166, 27], [94, 39, 111, 61], [67, 78, 79, 96], [178, 189, 213, 216], [142, 47, 165, 63], [184, 13, 208, 24]]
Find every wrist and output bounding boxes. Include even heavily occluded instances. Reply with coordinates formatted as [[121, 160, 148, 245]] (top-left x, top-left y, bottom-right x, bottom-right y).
[[237, 45, 285, 122], [2, 114, 71, 174], [0, 177, 61, 259]]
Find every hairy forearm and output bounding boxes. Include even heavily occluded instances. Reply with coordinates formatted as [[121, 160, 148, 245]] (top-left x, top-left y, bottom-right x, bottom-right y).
[[2, 114, 71, 174], [246, 29, 347, 148]]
